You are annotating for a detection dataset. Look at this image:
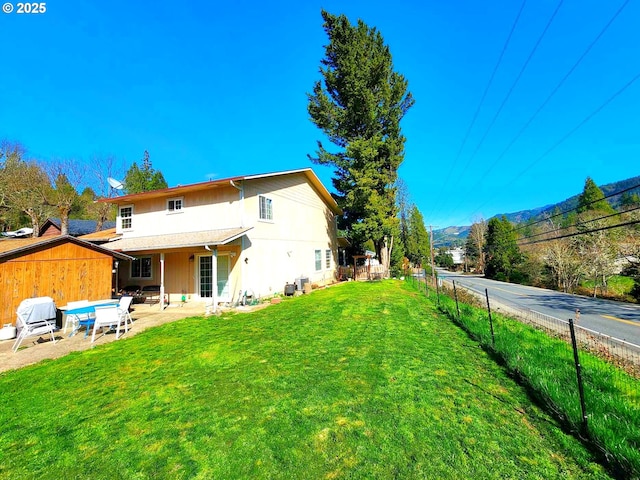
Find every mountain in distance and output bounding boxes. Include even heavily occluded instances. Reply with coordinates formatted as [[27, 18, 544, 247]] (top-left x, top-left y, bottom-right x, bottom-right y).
[[433, 175, 640, 247]]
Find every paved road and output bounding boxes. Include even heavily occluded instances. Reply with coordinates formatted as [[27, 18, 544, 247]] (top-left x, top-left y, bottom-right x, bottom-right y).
[[437, 270, 640, 346]]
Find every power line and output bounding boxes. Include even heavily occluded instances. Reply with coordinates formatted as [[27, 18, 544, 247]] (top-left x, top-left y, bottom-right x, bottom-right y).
[[513, 180, 640, 232], [465, 69, 640, 222], [450, 0, 527, 175], [516, 204, 640, 243], [435, 0, 632, 226], [460, 0, 564, 173], [476, 0, 632, 187], [518, 218, 640, 246], [426, 0, 527, 220]]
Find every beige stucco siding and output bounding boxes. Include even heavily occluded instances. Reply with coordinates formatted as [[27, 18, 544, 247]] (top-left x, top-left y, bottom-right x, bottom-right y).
[[117, 185, 241, 237], [241, 173, 338, 296]]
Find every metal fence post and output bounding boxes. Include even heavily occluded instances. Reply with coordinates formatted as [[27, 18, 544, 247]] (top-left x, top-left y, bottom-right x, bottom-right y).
[[424, 269, 428, 296], [453, 280, 460, 320], [568, 318, 588, 434], [485, 288, 495, 347]]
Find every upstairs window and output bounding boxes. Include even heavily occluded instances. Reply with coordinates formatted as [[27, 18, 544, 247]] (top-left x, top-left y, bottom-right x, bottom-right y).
[[259, 195, 273, 221], [167, 197, 184, 213], [120, 205, 133, 230]]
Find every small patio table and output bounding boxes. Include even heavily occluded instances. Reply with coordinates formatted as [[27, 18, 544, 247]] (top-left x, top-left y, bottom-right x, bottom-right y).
[[61, 300, 120, 338]]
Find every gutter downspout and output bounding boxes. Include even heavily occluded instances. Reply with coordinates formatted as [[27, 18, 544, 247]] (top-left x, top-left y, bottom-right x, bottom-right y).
[[230, 180, 246, 303], [205, 244, 217, 313]]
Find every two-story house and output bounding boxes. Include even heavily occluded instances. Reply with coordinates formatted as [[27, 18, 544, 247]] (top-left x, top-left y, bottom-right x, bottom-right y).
[[101, 168, 342, 310]]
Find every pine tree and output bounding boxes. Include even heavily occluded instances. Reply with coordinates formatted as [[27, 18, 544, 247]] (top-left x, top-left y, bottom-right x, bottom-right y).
[[307, 10, 414, 276], [484, 216, 522, 281], [123, 150, 168, 194], [577, 177, 614, 214]]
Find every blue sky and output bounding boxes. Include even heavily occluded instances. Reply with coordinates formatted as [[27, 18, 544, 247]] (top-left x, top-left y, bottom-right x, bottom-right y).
[[2, 0, 639, 228]]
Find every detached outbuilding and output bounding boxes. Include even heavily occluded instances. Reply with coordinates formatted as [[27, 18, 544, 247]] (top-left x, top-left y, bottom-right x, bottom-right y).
[[0, 235, 131, 326]]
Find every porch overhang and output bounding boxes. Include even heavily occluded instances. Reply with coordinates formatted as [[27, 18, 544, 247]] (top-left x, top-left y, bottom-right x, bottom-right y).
[[102, 227, 253, 253]]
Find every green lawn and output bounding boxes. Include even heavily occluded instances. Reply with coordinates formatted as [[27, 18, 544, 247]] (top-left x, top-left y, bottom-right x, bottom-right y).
[[0, 281, 611, 479]]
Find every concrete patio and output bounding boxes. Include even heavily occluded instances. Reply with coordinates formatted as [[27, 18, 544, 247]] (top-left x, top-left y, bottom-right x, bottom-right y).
[[0, 300, 266, 374]]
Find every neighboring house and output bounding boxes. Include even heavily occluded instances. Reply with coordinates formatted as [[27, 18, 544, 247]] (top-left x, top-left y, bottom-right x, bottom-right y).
[[39, 218, 117, 237], [0, 236, 131, 327], [99, 168, 342, 310], [0, 227, 33, 238], [446, 247, 465, 266]]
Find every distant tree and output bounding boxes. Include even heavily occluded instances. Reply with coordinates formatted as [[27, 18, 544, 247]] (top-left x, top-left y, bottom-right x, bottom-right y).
[[484, 216, 523, 281], [0, 142, 52, 235], [44, 159, 86, 235], [575, 212, 620, 297], [435, 248, 454, 269], [123, 150, 168, 194], [540, 220, 583, 293], [620, 191, 640, 211], [396, 179, 411, 271], [307, 10, 414, 276], [404, 205, 430, 266], [577, 177, 614, 214], [85, 155, 126, 230], [465, 219, 487, 273]]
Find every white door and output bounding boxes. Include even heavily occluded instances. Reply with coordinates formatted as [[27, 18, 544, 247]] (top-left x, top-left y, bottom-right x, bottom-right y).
[[198, 256, 213, 299], [198, 254, 230, 301]]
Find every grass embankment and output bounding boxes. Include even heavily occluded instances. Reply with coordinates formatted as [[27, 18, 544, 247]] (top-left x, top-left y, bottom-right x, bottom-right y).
[[0, 281, 611, 479], [577, 275, 636, 302], [432, 280, 640, 478]]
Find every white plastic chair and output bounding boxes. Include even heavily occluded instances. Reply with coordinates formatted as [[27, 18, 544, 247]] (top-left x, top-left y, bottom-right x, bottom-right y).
[[91, 305, 126, 343], [63, 300, 90, 334], [117, 295, 134, 330], [12, 297, 57, 352]]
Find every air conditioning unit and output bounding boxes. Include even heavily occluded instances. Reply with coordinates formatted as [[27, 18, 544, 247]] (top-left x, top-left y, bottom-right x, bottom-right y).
[[295, 277, 309, 291]]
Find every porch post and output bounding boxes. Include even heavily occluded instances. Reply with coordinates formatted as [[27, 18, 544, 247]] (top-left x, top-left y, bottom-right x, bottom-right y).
[[160, 252, 165, 310], [212, 247, 218, 313]]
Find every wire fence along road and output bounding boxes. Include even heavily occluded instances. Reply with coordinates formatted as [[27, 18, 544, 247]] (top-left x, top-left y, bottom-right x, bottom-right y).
[[437, 271, 640, 349], [439, 277, 640, 378]]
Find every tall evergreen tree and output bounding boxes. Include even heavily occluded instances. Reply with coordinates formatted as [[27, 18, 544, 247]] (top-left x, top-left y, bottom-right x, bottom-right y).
[[124, 150, 168, 194], [307, 10, 414, 276], [484, 216, 522, 281], [405, 205, 430, 266], [577, 177, 614, 214]]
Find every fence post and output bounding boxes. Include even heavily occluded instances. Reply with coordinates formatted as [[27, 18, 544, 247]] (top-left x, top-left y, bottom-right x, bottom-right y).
[[485, 288, 495, 347], [435, 273, 440, 306], [424, 269, 428, 296], [453, 280, 460, 320], [568, 318, 588, 434]]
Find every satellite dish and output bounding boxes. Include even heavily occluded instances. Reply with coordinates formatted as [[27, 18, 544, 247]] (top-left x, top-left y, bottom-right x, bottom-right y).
[[107, 177, 124, 193]]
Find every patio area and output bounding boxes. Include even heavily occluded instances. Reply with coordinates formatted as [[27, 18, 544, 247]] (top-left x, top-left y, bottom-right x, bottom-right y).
[[0, 300, 266, 374]]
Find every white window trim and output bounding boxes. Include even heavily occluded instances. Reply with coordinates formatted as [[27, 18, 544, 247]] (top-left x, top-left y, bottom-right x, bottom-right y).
[[131, 256, 152, 279], [314, 249, 322, 272], [166, 196, 184, 214], [119, 204, 134, 231], [258, 195, 274, 222], [325, 249, 331, 269]]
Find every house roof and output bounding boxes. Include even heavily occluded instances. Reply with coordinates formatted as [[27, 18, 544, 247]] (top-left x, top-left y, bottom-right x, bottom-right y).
[[0, 235, 133, 262], [78, 227, 119, 242], [101, 227, 253, 253], [40, 218, 117, 236], [98, 168, 342, 215]]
